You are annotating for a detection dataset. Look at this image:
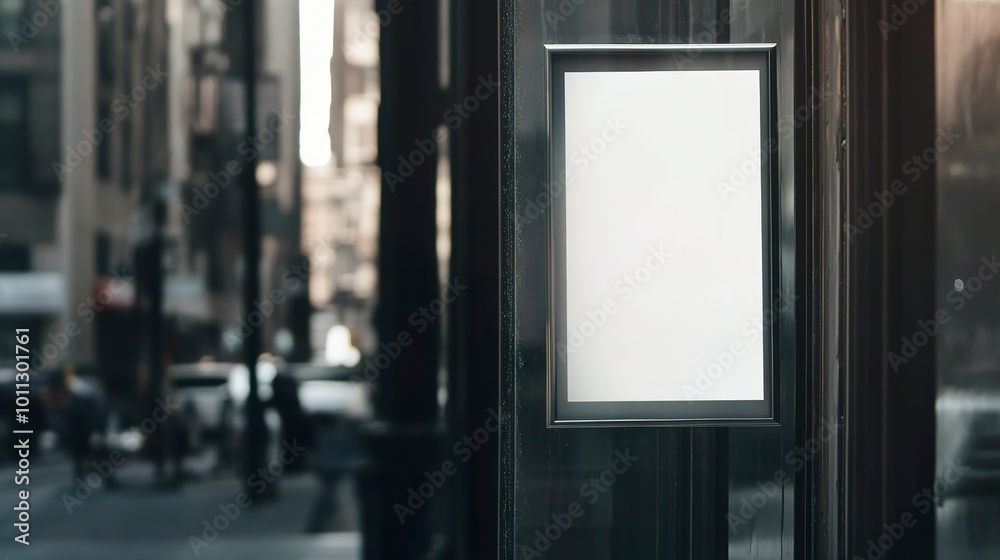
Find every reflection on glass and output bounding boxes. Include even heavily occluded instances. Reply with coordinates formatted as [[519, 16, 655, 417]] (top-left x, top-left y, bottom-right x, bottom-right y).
[[936, 1, 1000, 558]]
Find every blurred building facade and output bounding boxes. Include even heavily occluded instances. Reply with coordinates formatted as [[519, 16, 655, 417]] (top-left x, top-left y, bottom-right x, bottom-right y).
[[0, 0, 304, 395], [302, 0, 380, 359], [0, 0, 66, 366], [181, 0, 304, 364]]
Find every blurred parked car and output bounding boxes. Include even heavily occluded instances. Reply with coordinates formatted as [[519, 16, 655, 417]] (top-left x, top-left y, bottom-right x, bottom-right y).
[[938, 385, 1000, 497], [170, 362, 234, 445], [281, 362, 372, 422], [169, 361, 283, 473]]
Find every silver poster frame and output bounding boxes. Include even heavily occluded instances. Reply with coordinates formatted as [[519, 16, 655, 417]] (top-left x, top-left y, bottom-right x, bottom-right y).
[[546, 44, 781, 427]]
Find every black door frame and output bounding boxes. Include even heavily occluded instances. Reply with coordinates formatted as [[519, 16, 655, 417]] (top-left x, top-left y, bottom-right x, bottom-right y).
[[800, 0, 937, 558]]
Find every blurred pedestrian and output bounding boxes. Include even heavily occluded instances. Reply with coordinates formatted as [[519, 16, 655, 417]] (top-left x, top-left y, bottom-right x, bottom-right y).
[[305, 414, 358, 533], [270, 371, 313, 472], [44, 365, 115, 487], [161, 364, 200, 488], [163, 390, 197, 487]]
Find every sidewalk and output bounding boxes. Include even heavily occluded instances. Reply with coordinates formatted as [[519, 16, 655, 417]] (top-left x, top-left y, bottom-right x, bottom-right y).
[[0, 449, 360, 559], [0, 533, 360, 560]]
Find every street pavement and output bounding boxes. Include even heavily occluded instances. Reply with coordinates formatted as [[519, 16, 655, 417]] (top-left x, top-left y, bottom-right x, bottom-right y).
[[0, 447, 360, 559]]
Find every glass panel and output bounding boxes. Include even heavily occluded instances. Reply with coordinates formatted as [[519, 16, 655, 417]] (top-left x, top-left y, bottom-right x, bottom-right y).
[[501, 0, 797, 557], [936, 1, 1000, 558]]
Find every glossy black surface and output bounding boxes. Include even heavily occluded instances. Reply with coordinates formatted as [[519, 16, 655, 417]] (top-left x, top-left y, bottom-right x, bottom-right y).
[[500, 1, 799, 557]]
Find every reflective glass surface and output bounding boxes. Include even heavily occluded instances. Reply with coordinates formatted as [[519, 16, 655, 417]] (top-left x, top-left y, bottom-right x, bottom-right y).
[[501, 1, 797, 557], [936, 1, 1000, 558]]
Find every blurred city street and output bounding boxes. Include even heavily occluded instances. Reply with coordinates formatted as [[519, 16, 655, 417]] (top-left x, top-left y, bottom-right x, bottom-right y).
[[0, 447, 359, 559], [0, 0, 480, 556]]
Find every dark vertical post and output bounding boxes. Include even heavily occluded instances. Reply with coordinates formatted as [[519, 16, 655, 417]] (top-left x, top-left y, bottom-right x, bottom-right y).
[[882, 0, 936, 556], [359, 0, 442, 558], [373, 0, 439, 433], [143, 0, 168, 483], [448, 0, 499, 557], [148, 194, 166, 481], [287, 167, 311, 362], [239, 0, 267, 495]]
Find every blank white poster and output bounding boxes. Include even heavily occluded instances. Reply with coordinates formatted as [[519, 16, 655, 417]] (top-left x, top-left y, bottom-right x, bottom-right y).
[[562, 69, 765, 402]]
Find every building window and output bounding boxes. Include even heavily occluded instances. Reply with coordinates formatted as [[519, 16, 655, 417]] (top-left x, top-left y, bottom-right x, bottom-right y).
[[95, 232, 112, 275], [0, 78, 29, 190], [0, 0, 25, 39], [0, 244, 30, 272]]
